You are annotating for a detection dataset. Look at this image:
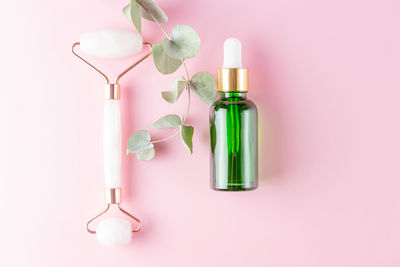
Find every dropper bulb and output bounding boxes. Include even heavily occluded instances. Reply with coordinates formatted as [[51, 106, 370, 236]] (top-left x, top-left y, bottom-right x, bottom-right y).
[[223, 38, 242, 68]]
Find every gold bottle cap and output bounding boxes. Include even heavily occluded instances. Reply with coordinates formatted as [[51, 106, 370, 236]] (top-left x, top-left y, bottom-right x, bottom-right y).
[[217, 39, 248, 92], [217, 68, 248, 92]]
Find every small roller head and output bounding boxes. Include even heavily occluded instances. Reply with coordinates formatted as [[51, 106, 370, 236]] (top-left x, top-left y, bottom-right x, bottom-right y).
[[80, 29, 143, 58], [96, 218, 132, 246]]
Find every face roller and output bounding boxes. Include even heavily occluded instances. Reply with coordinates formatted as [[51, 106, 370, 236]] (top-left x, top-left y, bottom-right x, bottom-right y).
[[72, 29, 151, 246]]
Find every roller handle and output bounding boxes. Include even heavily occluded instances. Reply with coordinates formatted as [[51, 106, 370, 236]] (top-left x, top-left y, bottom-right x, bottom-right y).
[[103, 99, 121, 188]]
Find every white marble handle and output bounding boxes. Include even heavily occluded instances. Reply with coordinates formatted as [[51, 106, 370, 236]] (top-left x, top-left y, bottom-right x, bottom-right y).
[[103, 100, 121, 188]]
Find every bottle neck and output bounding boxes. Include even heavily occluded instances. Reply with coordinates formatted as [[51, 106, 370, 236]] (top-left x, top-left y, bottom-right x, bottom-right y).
[[219, 92, 247, 100]]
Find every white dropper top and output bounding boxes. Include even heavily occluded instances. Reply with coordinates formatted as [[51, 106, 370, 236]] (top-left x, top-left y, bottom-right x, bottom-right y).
[[223, 38, 242, 68]]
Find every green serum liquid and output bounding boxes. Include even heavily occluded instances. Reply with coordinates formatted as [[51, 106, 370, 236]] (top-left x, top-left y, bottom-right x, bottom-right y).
[[210, 92, 258, 191]]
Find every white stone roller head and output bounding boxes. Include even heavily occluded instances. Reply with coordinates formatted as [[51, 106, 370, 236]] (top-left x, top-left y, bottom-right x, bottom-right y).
[[80, 29, 143, 58], [96, 218, 132, 246]]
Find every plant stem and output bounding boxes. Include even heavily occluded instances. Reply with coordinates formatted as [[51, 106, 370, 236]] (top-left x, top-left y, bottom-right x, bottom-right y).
[[152, 17, 171, 39], [181, 61, 191, 125], [150, 128, 180, 144], [147, 12, 171, 39], [183, 60, 190, 79], [159, 24, 171, 40], [182, 83, 191, 125]]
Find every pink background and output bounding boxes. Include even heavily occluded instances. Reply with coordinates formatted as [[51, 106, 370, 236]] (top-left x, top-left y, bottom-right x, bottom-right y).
[[1, 0, 400, 266]]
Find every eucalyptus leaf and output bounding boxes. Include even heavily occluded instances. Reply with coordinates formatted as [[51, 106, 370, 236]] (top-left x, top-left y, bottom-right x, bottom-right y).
[[123, 4, 131, 21], [136, 147, 155, 160], [127, 130, 152, 154], [152, 42, 182, 74], [131, 0, 142, 33], [190, 72, 217, 105], [163, 24, 201, 59], [139, 6, 154, 21], [123, 0, 142, 33], [161, 78, 187, 103], [137, 0, 168, 23], [181, 125, 194, 153], [151, 114, 181, 129]]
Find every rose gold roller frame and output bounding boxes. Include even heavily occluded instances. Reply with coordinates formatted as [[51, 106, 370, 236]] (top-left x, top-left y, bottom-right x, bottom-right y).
[[72, 42, 152, 99], [86, 188, 142, 234], [72, 42, 152, 234]]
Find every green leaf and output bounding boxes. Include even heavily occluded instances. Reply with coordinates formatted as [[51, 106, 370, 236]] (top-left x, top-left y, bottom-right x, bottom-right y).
[[123, 4, 131, 21], [190, 72, 217, 105], [163, 24, 201, 60], [137, 0, 168, 23], [151, 114, 181, 129], [152, 42, 182, 74], [123, 1, 142, 33], [161, 78, 187, 103], [136, 147, 155, 160], [127, 130, 153, 153], [181, 125, 194, 153], [130, 0, 142, 33]]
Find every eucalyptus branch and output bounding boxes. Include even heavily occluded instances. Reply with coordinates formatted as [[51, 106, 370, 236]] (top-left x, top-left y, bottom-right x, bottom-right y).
[[125, 0, 217, 160]]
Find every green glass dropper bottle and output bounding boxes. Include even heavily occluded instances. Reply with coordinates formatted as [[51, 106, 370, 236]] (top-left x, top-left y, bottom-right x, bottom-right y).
[[210, 38, 258, 191]]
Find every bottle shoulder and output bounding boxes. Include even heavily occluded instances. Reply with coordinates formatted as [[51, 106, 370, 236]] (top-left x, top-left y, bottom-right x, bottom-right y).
[[210, 98, 257, 111]]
